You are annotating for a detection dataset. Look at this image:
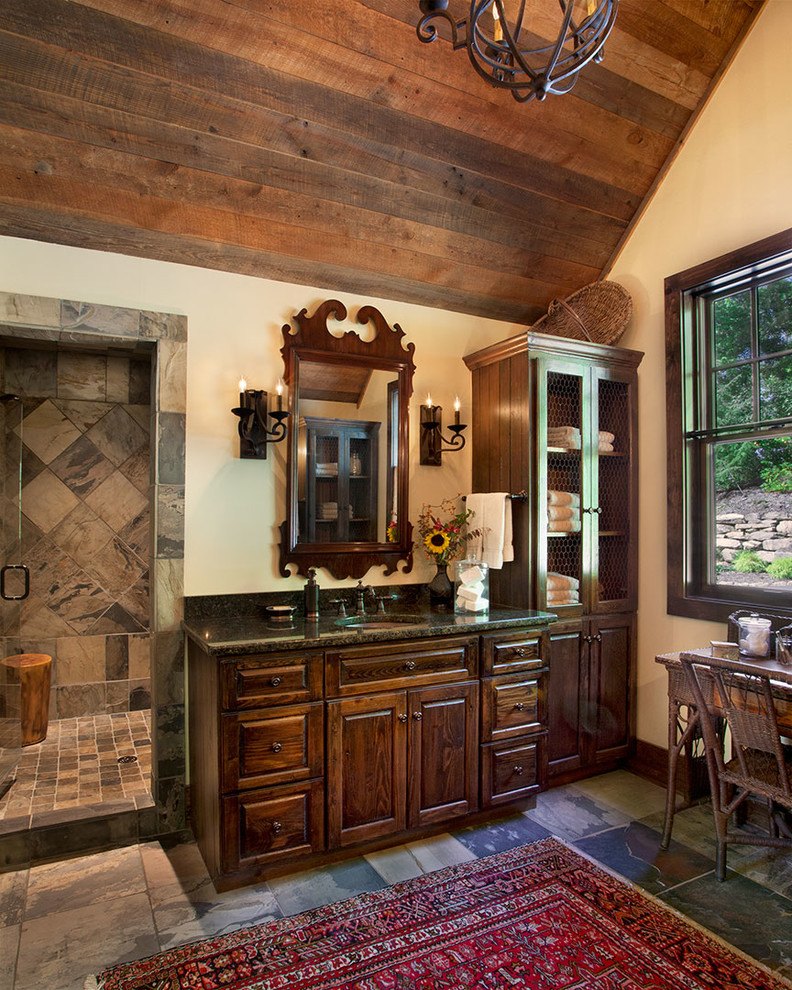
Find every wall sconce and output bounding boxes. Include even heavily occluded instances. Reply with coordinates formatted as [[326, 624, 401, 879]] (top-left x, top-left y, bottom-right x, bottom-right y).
[[231, 377, 289, 459], [420, 394, 467, 466]]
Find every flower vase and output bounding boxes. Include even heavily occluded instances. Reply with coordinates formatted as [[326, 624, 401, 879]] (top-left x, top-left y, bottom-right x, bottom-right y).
[[427, 563, 453, 611]]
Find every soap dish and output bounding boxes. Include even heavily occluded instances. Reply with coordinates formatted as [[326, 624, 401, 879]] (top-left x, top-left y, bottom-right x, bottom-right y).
[[266, 605, 297, 624]]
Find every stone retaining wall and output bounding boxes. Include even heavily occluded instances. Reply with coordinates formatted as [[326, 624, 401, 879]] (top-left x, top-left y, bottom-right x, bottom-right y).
[[717, 511, 792, 563]]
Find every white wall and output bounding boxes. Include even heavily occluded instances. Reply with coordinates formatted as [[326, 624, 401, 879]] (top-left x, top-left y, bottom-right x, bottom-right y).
[[0, 236, 516, 596], [608, 0, 792, 748]]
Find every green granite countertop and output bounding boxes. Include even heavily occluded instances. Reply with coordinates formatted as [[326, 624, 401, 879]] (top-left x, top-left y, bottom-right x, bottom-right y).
[[183, 606, 556, 657]]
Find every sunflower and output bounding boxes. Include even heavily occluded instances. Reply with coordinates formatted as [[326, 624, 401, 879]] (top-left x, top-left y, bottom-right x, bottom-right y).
[[424, 529, 450, 556]]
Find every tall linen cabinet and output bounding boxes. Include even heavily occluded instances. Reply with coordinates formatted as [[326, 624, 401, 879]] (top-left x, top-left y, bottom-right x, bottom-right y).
[[464, 331, 643, 785]]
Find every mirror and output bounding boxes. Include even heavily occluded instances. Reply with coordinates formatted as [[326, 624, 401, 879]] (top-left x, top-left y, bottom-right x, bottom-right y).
[[279, 300, 415, 580]]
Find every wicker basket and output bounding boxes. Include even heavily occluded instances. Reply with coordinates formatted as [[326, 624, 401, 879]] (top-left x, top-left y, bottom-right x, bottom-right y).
[[531, 280, 632, 346]]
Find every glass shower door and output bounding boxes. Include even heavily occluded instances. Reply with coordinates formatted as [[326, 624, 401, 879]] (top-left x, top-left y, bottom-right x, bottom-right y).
[[0, 394, 24, 798]]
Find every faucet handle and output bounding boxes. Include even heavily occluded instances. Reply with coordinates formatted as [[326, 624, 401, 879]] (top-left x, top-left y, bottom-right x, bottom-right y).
[[374, 594, 396, 615], [329, 598, 347, 617]]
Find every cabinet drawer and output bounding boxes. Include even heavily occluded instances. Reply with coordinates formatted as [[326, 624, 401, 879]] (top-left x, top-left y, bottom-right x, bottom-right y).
[[481, 738, 543, 807], [221, 779, 325, 874], [221, 703, 324, 790], [326, 636, 477, 697], [480, 631, 546, 676], [221, 653, 323, 710], [481, 673, 545, 742]]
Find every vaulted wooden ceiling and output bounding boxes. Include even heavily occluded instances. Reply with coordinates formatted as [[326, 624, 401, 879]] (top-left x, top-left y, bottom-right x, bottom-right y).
[[0, 0, 764, 325]]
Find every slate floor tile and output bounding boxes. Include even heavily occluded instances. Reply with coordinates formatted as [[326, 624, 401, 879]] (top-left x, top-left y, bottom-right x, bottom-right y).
[[525, 781, 633, 840], [573, 820, 715, 894], [405, 832, 477, 872], [452, 812, 550, 857], [364, 844, 425, 884], [267, 858, 387, 916]]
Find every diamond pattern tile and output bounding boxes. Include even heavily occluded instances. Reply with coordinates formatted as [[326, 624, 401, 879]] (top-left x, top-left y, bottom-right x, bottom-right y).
[[84, 471, 148, 534], [20, 470, 80, 533], [17, 400, 81, 465], [87, 407, 148, 468]]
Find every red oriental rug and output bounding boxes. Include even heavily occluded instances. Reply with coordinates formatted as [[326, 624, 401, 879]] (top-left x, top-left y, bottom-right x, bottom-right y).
[[95, 837, 790, 990]]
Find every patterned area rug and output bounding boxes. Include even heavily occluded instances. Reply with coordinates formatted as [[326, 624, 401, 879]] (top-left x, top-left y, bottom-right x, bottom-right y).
[[95, 838, 790, 989]]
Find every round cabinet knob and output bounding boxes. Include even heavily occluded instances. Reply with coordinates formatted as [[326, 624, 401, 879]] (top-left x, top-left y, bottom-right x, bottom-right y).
[[398, 713, 408, 722], [514, 702, 526, 711], [513, 648, 528, 657], [513, 765, 524, 775], [272, 821, 283, 833], [271, 742, 282, 753], [413, 712, 423, 721], [270, 676, 282, 687], [403, 660, 416, 671]]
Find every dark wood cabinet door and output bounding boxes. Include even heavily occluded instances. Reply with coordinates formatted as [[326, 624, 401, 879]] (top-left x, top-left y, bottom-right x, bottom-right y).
[[407, 681, 479, 829], [588, 613, 635, 765], [546, 620, 586, 780], [326, 691, 407, 848]]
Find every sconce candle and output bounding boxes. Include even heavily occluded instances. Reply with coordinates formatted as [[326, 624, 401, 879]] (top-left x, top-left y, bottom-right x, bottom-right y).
[[231, 377, 289, 460], [454, 396, 461, 425], [276, 378, 284, 411]]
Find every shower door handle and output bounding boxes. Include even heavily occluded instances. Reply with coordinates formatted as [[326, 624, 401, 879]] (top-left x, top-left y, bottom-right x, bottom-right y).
[[1, 563, 29, 601]]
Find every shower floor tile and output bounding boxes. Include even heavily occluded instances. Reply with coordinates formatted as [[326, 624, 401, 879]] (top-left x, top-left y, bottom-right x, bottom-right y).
[[0, 710, 151, 822]]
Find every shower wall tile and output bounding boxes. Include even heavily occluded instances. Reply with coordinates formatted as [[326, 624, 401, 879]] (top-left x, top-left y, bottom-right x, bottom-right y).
[[49, 436, 115, 499], [51, 503, 114, 566], [140, 311, 187, 342], [156, 341, 186, 414], [119, 574, 149, 629], [0, 292, 60, 328], [88, 603, 146, 635], [128, 635, 151, 680], [85, 536, 147, 599], [56, 352, 107, 401], [54, 636, 105, 686], [18, 400, 82, 464], [106, 680, 130, 712], [4, 348, 57, 398], [119, 448, 150, 493], [105, 635, 129, 680], [152, 558, 184, 633], [129, 680, 151, 710], [87, 406, 148, 467], [152, 631, 184, 707], [157, 412, 185, 485], [129, 360, 151, 404], [117, 507, 150, 560], [125, 404, 151, 433], [54, 399, 114, 433], [56, 683, 106, 719], [85, 470, 148, 533], [20, 470, 80, 533], [61, 301, 139, 338], [155, 485, 184, 559], [19, 597, 73, 640], [106, 356, 130, 404]]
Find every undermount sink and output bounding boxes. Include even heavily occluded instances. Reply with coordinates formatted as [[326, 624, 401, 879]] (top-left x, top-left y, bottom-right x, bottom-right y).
[[334, 614, 426, 630]]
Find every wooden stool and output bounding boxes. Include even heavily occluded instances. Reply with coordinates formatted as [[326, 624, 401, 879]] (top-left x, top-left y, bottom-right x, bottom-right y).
[[0, 654, 52, 746]]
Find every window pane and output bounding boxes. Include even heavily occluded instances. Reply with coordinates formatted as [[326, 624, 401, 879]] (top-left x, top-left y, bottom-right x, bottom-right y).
[[713, 289, 751, 365], [714, 437, 792, 592], [759, 353, 792, 420], [758, 274, 792, 356], [714, 363, 752, 427]]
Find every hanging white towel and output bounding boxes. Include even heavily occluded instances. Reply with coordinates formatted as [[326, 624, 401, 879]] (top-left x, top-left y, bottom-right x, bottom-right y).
[[465, 493, 513, 569]]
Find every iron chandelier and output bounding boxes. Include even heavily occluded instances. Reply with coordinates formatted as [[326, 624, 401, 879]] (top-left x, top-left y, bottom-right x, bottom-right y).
[[416, 0, 619, 103]]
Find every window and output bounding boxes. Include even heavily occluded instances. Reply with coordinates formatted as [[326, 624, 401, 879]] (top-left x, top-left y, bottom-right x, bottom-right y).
[[666, 229, 792, 622]]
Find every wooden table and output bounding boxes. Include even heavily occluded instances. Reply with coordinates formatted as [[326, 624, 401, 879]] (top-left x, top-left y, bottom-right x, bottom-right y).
[[655, 647, 792, 848]]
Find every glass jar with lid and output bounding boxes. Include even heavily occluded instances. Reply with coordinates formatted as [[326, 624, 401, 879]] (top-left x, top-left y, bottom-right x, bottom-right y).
[[454, 557, 489, 615], [737, 614, 772, 658]]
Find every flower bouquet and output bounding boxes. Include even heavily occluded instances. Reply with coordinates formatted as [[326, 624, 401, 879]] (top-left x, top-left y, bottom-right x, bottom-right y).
[[416, 496, 478, 565]]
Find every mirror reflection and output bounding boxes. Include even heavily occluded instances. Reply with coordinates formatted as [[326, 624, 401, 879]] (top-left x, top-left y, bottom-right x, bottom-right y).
[[297, 366, 399, 544]]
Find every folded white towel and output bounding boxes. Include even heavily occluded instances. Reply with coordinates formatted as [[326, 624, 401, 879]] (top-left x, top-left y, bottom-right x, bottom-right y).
[[599, 441, 614, 452], [547, 490, 580, 507], [465, 493, 513, 570], [548, 519, 581, 533], [547, 425, 580, 438], [599, 431, 615, 443], [548, 505, 579, 522], [547, 593, 580, 605], [547, 572, 580, 591]]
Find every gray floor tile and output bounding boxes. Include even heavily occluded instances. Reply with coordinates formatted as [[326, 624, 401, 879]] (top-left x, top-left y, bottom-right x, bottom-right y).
[[525, 782, 632, 839], [573, 820, 715, 894], [404, 833, 477, 872], [139, 839, 213, 908], [0, 924, 20, 990], [267, 857, 387, 916], [452, 813, 550, 857], [25, 845, 146, 920], [660, 871, 792, 973], [15, 892, 157, 990], [0, 869, 28, 926], [572, 769, 668, 819], [364, 844, 424, 884]]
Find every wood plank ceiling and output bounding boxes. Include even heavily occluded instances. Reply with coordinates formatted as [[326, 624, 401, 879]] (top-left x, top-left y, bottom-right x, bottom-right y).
[[0, 0, 764, 325]]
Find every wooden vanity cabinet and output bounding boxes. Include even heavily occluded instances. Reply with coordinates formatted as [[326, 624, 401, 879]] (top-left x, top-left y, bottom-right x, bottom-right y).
[[188, 623, 549, 888]]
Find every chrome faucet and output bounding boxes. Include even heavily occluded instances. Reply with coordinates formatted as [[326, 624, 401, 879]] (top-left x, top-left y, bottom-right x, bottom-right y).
[[354, 579, 374, 617]]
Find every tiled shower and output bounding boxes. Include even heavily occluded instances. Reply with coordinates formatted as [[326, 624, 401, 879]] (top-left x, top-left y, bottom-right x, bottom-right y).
[[2, 344, 153, 719], [0, 292, 188, 856]]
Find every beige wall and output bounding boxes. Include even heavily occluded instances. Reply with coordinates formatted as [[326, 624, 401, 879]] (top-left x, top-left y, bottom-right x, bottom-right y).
[[608, 0, 792, 748], [0, 236, 516, 596]]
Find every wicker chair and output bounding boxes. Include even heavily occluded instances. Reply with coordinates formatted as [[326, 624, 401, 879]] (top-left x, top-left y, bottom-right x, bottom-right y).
[[679, 651, 792, 881]]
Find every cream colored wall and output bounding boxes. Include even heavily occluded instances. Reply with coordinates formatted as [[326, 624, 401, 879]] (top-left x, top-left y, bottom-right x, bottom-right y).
[[608, 0, 792, 748], [0, 235, 516, 596]]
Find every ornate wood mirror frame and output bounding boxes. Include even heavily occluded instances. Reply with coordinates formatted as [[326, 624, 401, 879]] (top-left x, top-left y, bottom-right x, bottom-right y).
[[279, 300, 415, 579]]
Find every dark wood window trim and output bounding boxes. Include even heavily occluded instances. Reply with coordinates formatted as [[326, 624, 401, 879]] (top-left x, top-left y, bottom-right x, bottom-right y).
[[666, 227, 792, 624]]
